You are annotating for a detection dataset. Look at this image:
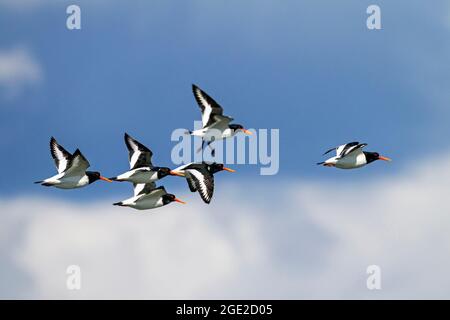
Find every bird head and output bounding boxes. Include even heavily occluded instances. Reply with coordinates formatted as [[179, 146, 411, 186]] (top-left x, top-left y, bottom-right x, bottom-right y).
[[156, 167, 185, 178], [163, 194, 186, 205], [208, 163, 235, 174], [86, 171, 112, 184], [365, 152, 392, 164], [229, 124, 252, 135]]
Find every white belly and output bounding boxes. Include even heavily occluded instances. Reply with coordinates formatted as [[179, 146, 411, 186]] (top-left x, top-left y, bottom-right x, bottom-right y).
[[123, 195, 164, 210], [116, 168, 158, 183], [50, 175, 89, 189], [191, 128, 234, 141], [335, 153, 367, 169]]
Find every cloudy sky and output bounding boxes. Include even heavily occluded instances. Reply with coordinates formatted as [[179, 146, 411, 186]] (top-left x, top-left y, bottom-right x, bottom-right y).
[[1, 0, 450, 299]]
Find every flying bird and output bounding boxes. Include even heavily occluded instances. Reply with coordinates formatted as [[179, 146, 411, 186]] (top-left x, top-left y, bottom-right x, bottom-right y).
[[317, 142, 391, 169], [110, 133, 183, 183], [35, 137, 112, 189], [187, 84, 252, 156], [113, 182, 185, 210], [172, 162, 235, 204]]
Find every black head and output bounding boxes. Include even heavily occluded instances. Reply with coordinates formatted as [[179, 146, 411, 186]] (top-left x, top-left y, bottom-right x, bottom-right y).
[[204, 162, 235, 174], [229, 124, 252, 135], [229, 124, 244, 131], [364, 152, 379, 164], [156, 167, 171, 179], [86, 171, 112, 184], [363, 152, 391, 164], [161, 193, 185, 205]]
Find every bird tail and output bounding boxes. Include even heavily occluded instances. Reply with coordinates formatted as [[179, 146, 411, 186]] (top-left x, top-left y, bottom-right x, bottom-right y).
[[316, 162, 325, 166], [113, 201, 125, 206], [34, 180, 53, 186], [109, 176, 119, 181], [184, 130, 192, 135]]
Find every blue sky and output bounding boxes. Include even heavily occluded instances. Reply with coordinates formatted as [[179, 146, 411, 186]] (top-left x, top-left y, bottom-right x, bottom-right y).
[[2, 0, 450, 199], [2, 0, 450, 299]]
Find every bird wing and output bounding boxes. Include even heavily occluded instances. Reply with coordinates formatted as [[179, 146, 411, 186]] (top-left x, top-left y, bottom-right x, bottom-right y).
[[192, 84, 225, 128], [323, 142, 360, 157], [185, 174, 198, 192], [338, 143, 367, 159], [50, 137, 73, 174], [208, 115, 234, 131], [133, 182, 157, 197], [124, 133, 153, 170], [185, 168, 214, 204], [64, 149, 91, 177], [143, 186, 167, 199]]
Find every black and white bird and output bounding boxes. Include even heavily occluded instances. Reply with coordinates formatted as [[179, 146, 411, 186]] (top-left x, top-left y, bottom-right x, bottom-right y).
[[317, 142, 391, 169], [110, 133, 183, 183], [113, 182, 185, 210], [35, 137, 112, 189], [188, 84, 252, 155], [172, 162, 235, 204]]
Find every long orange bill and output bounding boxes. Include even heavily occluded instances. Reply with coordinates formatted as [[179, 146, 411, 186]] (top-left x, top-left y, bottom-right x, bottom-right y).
[[100, 176, 113, 182], [174, 198, 186, 204], [378, 156, 392, 161], [223, 167, 235, 172], [170, 170, 185, 177], [242, 129, 253, 135]]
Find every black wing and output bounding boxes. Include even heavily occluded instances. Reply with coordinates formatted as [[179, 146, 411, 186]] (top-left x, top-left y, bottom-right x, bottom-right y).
[[192, 84, 224, 128], [49, 137, 73, 174], [133, 182, 157, 197], [124, 133, 153, 170], [185, 168, 215, 204], [339, 143, 368, 158]]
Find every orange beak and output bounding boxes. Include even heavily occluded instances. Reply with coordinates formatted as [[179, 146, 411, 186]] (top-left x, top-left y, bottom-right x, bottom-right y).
[[378, 156, 392, 161], [170, 170, 185, 177], [242, 129, 253, 135], [174, 198, 186, 204], [100, 176, 113, 182], [223, 167, 235, 173]]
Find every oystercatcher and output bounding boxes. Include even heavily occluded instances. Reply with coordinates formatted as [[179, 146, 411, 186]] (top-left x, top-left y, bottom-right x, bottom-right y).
[[113, 182, 185, 210], [317, 142, 391, 169], [34, 137, 112, 189], [187, 84, 252, 156], [172, 162, 235, 204], [110, 133, 183, 183]]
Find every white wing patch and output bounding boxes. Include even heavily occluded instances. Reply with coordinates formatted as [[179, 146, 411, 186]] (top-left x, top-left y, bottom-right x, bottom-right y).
[[130, 149, 141, 170], [186, 169, 213, 203], [50, 138, 71, 174], [195, 90, 213, 127]]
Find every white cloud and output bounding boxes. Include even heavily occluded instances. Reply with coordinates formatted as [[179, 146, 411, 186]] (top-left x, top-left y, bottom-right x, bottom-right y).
[[2, 155, 450, 299], [0, 47, 43, 99]]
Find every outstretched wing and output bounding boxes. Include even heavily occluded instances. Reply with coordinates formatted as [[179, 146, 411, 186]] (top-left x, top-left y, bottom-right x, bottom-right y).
[[192, 84, 225, 128], [185, 174, 198, 192], [323, 142, 360, 157], [338, 143, 367, 159], [50, 137, 72, 174], [133, 182, 156, 197], [185, 168, 214, 204], [124, 133, 153, 170], [64, 149, 91, 176]]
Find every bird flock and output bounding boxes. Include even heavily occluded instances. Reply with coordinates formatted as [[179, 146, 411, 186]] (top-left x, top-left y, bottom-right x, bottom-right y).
[[35, 84, 391, 210]]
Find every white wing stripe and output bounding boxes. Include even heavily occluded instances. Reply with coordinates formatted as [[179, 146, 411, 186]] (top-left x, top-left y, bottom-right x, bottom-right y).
[[188, 169, 211, 202]]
